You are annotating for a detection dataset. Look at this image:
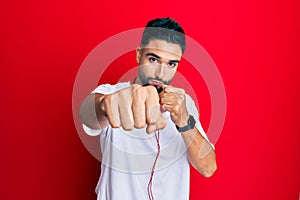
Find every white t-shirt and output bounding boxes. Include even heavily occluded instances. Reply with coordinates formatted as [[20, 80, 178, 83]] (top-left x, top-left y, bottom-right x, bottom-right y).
[[83, 82, 212, 200]]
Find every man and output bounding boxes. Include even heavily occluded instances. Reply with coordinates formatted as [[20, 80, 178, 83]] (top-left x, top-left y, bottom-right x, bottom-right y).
[[79, 17, 217, 200]]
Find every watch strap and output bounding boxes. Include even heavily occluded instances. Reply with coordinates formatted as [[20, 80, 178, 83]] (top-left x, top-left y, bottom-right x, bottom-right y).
[[175, 115, 196, 132]]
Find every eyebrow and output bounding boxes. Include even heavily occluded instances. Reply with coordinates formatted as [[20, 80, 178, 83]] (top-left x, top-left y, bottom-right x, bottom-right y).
[[146, 53, 161, 59], [145, 53, 180, 63]]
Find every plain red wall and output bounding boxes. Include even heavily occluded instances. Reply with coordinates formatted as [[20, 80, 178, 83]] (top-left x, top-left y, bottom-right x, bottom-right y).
[[1, 0, 299, 199]]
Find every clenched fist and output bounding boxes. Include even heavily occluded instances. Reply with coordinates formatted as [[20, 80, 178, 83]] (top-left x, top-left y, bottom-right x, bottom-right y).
[[99, 84, 166, 133], [159, 85, 190, 127]]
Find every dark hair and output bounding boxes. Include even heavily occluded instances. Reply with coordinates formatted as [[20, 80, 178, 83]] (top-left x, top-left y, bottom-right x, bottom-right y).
[[141, 17, 186, 54]]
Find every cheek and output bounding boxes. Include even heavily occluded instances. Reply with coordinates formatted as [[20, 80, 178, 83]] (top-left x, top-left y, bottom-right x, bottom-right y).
[[139, 65, 156, 75], [165, 68, 177, 78], [143, 62, 157, 71]]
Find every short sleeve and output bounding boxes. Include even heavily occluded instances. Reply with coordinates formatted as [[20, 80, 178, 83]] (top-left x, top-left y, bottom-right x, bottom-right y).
[[82, 123, 103, 136], [91, 82, 131, 95], [185, 94, 215, 149]]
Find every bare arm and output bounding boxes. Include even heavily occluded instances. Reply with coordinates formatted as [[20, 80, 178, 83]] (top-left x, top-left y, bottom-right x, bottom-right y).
[[181, 127, 217, 177], [78, 84, 166, 133], [79, 93, 109, 130], [160, 85, 217, 177]]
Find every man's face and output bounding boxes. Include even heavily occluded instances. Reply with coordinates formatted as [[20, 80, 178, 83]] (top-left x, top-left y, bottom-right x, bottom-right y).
[[135, 39, 182, 86]]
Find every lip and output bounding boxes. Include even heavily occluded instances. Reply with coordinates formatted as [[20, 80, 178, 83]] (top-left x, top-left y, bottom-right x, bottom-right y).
[[149, 80, 163, 87]]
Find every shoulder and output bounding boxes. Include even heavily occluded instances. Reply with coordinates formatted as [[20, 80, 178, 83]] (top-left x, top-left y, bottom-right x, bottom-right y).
[[184, 92, 201, 119], [185, 93, 198, 110], [185, 93, 194, 105], [91, 82, 131, 94]]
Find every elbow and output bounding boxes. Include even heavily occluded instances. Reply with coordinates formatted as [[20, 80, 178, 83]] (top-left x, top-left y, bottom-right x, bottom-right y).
[[198, 160, 217, 178], [195, 149, 217, 178], [202, 162, 217, 178]]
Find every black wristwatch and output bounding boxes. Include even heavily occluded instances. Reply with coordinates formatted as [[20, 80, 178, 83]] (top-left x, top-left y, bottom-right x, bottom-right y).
[[176, 115, 196, 132]]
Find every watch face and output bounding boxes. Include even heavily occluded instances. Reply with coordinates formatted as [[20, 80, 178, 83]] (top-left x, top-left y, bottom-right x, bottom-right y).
[[189, 115, 196, 129], [176, 115, 196, 132]]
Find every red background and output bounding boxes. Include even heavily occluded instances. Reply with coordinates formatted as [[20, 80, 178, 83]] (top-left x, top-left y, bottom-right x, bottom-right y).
[[1, 0, 299, 199]]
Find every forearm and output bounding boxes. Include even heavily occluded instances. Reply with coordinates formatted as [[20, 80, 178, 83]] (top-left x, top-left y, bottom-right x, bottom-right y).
[[79, 93, 109, 130], [181, 127, 217, 177]]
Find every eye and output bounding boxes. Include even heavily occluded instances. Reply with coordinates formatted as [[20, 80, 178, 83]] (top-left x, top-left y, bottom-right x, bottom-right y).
[[168, 62, 177, 68], [149, 57, 158, 63]]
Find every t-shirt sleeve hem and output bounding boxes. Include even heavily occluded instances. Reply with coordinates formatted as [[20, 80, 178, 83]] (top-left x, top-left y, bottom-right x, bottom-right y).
[[82, 123, 102, 136]]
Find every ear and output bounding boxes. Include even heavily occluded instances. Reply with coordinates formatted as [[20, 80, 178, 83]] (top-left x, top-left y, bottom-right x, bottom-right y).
[[136, 47, 142, 63]]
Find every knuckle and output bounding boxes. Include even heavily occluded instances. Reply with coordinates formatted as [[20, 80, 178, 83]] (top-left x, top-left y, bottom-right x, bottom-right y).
[[148, 85, 155, 91], [133, 87, 143, 97], [145, 85, 157, 94], [134, 121, 146, 129], [131, 84, 142, 92], [133, 86, 148, 98], [103, 95, 111, 105], [123, 127, 132, 131], [174, 105, 180, 113], [160, 119, 167, 129], [111, 123, 120, 128], [132, 83, 142, 89], [122, 122, 134, 131]]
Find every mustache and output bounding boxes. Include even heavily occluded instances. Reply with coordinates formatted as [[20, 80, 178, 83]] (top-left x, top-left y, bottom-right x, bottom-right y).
[[147, 77, 168, 85]]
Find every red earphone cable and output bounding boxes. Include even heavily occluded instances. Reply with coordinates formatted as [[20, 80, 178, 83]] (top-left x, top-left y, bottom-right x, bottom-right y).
[[147, 131, 160, 200]]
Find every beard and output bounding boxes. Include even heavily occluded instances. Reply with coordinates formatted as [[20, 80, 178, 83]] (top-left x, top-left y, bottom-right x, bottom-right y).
[[138, 67, 173, 86]]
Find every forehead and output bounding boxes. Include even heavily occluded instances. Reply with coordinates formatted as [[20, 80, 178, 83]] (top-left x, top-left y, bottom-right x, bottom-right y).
[[142, 39, 182, 60]]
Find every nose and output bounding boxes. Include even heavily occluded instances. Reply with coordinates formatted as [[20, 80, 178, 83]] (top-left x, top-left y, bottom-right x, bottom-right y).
[[155, 64, 165, 79]]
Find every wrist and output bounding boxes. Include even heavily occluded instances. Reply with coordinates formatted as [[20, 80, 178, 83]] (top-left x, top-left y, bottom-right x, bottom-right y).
[[176, 115, 196, 133], [176, 114, 190, 127]]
